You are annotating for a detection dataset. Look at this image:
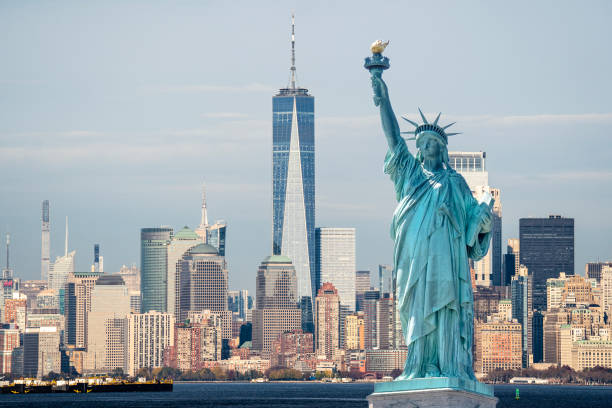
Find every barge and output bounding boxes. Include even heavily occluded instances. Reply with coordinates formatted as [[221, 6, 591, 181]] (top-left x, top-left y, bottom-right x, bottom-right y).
[[0, 378, 173, 394]]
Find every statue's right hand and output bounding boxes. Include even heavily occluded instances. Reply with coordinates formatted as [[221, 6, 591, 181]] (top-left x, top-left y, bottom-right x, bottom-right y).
[[371, 75, 388, 107]]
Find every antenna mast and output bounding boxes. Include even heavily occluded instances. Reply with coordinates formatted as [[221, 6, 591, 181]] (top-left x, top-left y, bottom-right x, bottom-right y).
[[290, 13, 296, 90], [5, 233, 9, 270]]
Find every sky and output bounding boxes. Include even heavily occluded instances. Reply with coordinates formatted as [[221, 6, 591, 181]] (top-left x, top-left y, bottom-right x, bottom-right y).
[[1, 1, 611, 294]]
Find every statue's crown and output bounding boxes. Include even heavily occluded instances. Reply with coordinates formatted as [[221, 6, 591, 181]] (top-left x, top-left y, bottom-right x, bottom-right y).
[[401, 109, 461, 145]]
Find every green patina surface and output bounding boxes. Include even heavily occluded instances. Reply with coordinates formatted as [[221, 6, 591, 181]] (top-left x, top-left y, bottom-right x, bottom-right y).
[[374, 377, 494, 397]]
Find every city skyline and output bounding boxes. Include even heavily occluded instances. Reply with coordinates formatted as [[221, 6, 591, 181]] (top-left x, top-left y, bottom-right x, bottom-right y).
[[1, 2, 612, 295]]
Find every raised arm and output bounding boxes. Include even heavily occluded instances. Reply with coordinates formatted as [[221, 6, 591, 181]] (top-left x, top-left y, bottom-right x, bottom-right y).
[[371, 74, 404, 152]]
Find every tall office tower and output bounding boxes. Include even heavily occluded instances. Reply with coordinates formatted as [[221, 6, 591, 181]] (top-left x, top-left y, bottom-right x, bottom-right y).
[[64, 271, 101, 348], [178, 243, 228, 320], [272, 16, 315, 309], [315, 228, 356, 309], [344, 312, 365, 350], [507, 239, 520, 275], [140, 227, 173, 313], [355, 270, 371, 312], [119, 264, 141, 313], [377, 294, 397, 350], [252, 256, 301, 353], [532, 311, 544, 363], [85, 274, 130, 373], [503, 253, 515, 287], [363, 289, 380, 349], [167, 226, 203, 320], [586, 262, 612, 283], [41, 200, 50, 281], [49, 217, 75, 291], [23, 327, 61, 378], [448, 151, 502, 287], [314, 282, 340, 359], [0, 327, 19, 373], [511, 265, 533, 367], [490, 188, 502, 286], [92, 244, 100, 272], [378, 265, 394, 296], [195, 184, 209, 241], [127, 311, 174, 376], [601, 265, 612, 315], [519, 215, 574, 311], [207, 221, 227, 257], [228, 289, 249, 320]]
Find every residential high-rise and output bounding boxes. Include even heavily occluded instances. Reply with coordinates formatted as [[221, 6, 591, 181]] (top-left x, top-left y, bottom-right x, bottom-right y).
[[127, 311, 174, 376], [344, 312, 365, 350], [314, 282, 340, 360], [0, 327, 19, 374], [511, 265, 532, 367], [41, 200, 50, 282], [140, 227, 173, 313], [315, 228, 356, 310], [363, 289, 380, 349], [1, 234, 14, 306], [474, 320, 522, 375], [601, 265, 612, 315], [167, 226, 203, 320], [252, 256, 301, 353], [64, 271, 101, 348], [272, 16, 315, 307], [520, 215, 574, 311], [85, 274, 130, 373]]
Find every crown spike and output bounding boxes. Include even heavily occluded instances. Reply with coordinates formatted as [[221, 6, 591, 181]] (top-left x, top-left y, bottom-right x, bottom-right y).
[[401, 116, 419, 127], [433, 112, 441, 125], [400, 131, 415, 134], [446, 132, 461, 136], [442, 122, 456, 130], [418, 108, 428, 124]]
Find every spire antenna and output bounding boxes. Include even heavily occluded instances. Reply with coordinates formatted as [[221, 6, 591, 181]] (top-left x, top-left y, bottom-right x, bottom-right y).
[[290, 13, 297, 90], [200, 183, 209, 229], [5, 233, 9, 270]]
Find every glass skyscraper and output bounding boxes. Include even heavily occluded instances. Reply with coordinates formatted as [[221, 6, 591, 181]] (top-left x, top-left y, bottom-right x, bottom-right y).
[[519, 215, 574, 311], [140, 227, 173, 313], [272, 17, 315, 304]]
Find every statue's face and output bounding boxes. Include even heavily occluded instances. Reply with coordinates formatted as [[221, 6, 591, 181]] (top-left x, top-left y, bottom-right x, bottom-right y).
[[420, 134, 442, 162]]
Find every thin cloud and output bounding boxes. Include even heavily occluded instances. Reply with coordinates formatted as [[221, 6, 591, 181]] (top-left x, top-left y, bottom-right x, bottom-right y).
[[150, 83, 274, 93], [201, 112, 250, 119]]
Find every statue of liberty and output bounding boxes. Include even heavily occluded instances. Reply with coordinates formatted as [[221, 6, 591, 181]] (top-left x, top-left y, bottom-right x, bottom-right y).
[[365, 42, 493, 381]]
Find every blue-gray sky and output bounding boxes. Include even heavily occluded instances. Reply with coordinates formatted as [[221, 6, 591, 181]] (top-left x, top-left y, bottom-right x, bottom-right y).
[[1, 1, 611, 293]]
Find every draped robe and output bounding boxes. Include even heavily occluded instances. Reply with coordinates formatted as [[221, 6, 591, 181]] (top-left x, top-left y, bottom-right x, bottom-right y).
[[385, 141, 491, 380]]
